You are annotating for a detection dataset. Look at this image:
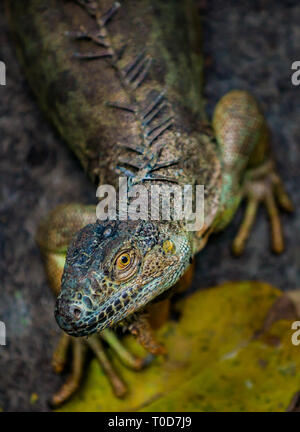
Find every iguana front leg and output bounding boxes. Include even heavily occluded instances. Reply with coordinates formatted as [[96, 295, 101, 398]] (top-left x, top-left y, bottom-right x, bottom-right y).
[[212, 90, 293, 254], [36, 203, 151, 405]]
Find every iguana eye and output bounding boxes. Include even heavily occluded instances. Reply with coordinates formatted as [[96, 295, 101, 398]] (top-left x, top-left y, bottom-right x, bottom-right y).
[[116, 252, 131, 270], [113, 250, 139, 282]]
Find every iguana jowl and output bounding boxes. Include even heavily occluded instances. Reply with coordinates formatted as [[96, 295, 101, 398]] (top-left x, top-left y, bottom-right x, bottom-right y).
[[6, 0, 293, 405]]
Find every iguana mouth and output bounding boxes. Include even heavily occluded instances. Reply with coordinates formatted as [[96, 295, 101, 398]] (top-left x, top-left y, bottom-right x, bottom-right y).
[[54, 285, 136, 337], [55, 316, 99, 338]]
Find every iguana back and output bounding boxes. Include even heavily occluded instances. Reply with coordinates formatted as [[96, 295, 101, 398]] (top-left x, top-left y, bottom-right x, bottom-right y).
[[7, 0, 212, 190]]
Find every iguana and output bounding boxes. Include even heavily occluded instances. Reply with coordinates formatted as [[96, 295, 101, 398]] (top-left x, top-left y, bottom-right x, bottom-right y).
[[6, 0, 293, 406]]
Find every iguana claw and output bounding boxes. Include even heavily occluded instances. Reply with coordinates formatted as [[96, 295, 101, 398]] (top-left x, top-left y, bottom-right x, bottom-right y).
[[50, 328, 150, 406], [232, 160, 293, 256]]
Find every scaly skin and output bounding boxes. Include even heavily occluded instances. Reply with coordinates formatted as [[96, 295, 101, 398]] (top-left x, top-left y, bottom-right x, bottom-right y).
[[6, 0, 293, 404]]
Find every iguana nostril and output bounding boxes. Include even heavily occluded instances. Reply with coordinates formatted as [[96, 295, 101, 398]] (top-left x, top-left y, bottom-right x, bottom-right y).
[[74, 308, 81, 319], [70, 306, 82, 320]]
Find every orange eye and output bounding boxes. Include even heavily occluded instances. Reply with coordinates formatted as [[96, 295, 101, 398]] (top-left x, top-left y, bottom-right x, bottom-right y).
[[116, 252, 131, 270]]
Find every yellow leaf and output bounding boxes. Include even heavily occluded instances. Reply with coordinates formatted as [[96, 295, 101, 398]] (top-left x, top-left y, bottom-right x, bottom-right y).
[[57, 282, 300, 412]]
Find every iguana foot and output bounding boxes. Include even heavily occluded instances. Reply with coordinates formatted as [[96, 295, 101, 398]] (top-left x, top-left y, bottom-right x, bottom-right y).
[[128, 314, 167, 356], [51, 334, 87, 406], [232, 160, 293, 256], [51, 328, 148, 407]]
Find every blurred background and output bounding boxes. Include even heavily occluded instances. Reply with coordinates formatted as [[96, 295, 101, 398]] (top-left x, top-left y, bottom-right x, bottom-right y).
[[0, 0, 299, 411]]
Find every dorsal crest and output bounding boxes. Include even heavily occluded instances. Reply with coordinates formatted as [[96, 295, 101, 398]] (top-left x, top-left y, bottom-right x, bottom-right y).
[[70, 0, 180, 184]]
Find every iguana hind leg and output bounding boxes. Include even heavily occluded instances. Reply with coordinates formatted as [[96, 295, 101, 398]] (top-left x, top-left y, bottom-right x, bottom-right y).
[[212, 90, 293, 254], [232, 159, 293, 255]]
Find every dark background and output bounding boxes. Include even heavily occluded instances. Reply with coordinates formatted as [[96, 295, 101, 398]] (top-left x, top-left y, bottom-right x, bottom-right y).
[[0, 0, 299, 411]]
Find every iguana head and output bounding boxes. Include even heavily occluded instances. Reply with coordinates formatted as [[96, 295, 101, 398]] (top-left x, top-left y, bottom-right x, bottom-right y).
[[55, 219, 191, 336]]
